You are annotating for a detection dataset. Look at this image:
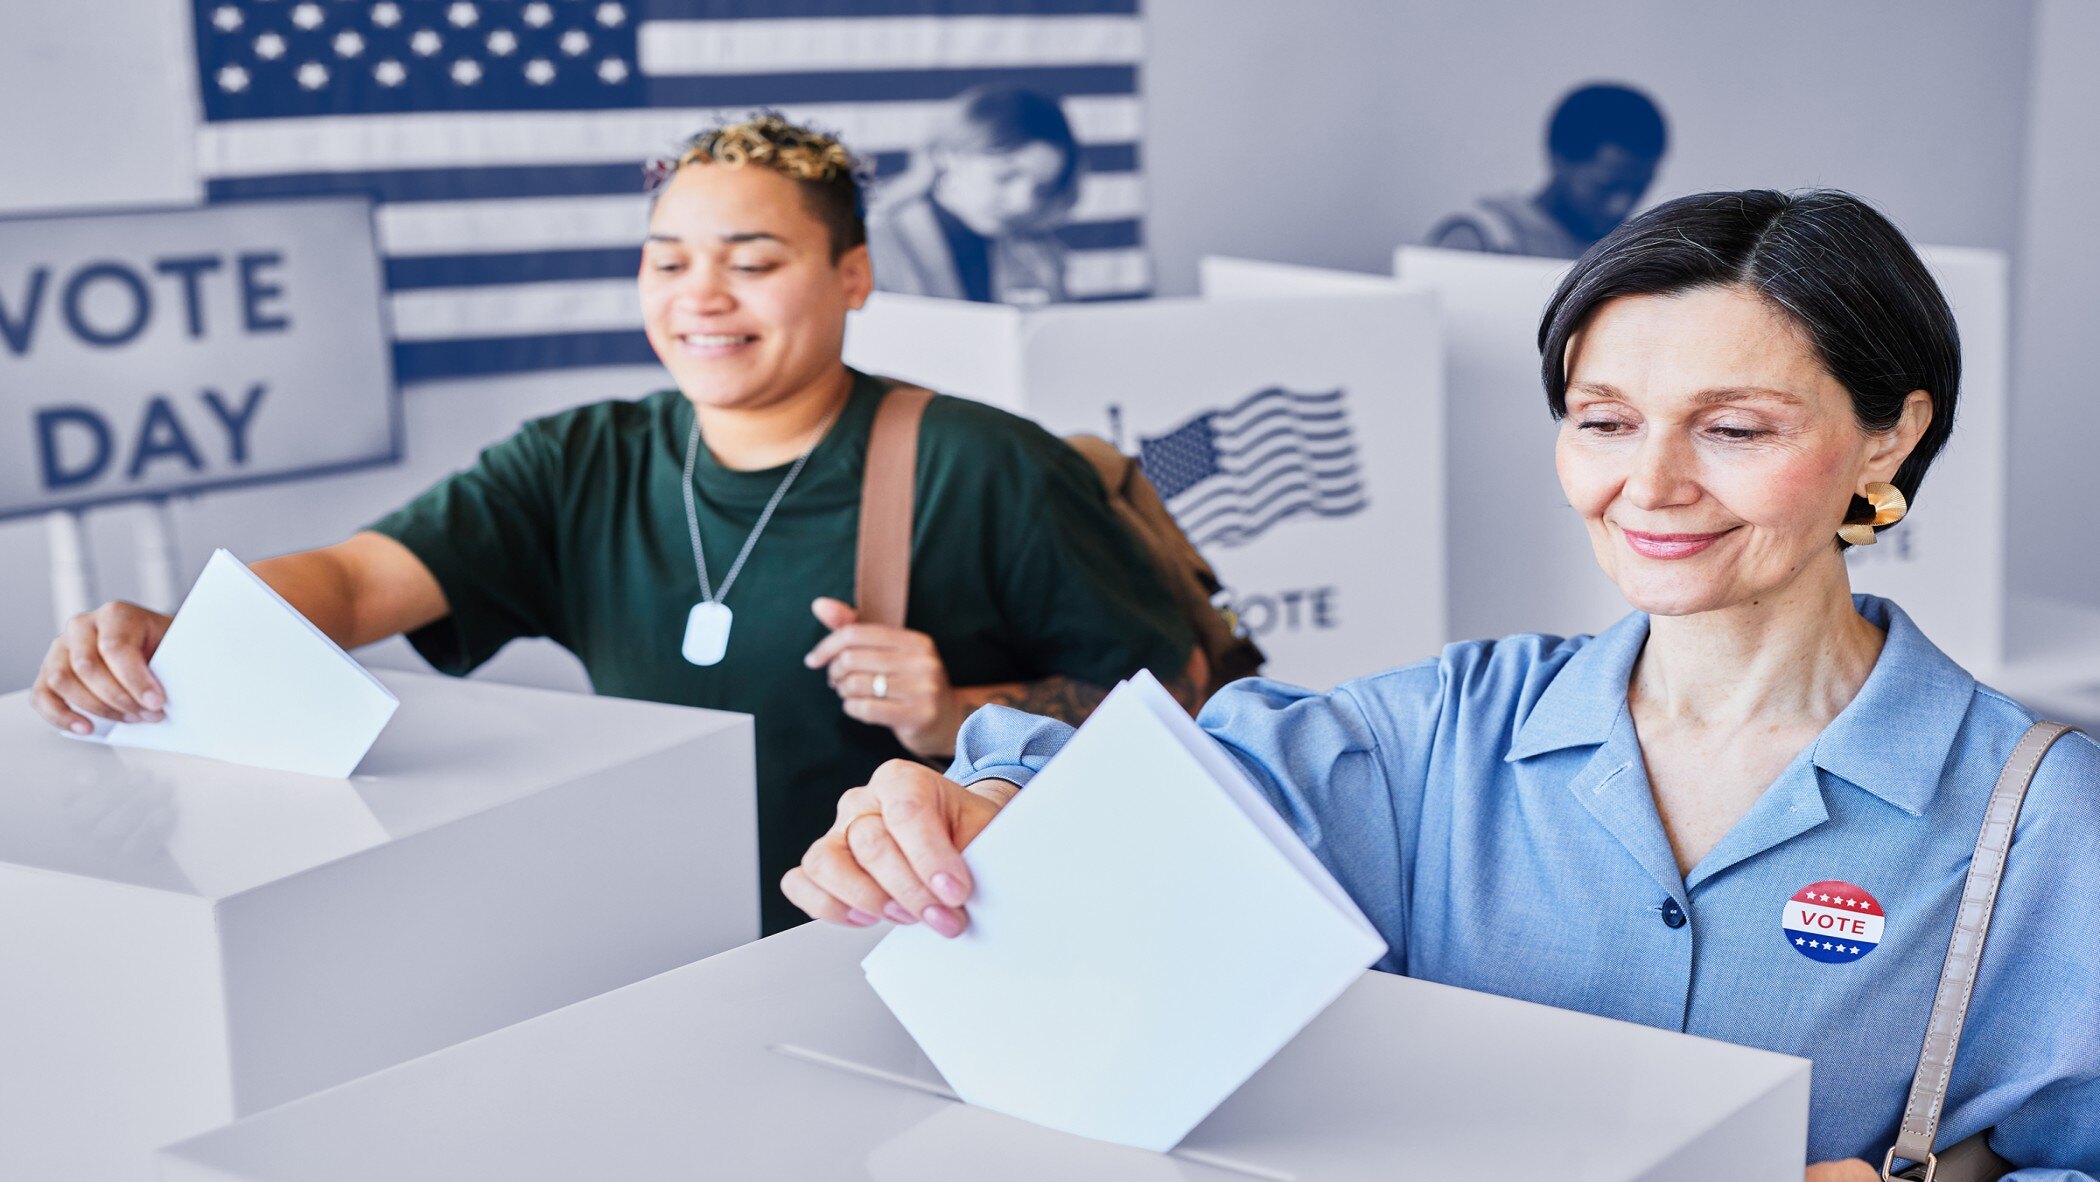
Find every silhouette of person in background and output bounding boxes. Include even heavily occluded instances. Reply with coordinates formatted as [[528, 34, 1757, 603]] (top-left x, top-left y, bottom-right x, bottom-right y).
[[868, 86, 1081, 305], [1430, 82, 1668, 260]]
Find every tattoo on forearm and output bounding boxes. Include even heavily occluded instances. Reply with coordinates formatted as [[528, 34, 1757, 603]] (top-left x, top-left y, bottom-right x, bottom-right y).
[[1156, 665, 1200, 714], [982, 675, 1111, 725]]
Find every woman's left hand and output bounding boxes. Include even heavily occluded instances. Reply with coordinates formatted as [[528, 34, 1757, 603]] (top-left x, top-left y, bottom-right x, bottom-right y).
[[1804, 1160, 1878, 1182], [805, 597, 962, 759]]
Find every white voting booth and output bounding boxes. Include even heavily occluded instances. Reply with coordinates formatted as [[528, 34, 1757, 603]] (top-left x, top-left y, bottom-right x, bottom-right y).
[[0, 670, 755, 1182], [1391, 244, 2015, 676], [844, 283, 1445, 692], [158, 920, 1810, 1181]]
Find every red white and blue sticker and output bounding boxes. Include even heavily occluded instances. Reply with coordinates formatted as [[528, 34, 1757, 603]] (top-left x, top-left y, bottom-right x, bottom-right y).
[[1782, 880, 1885, 963]]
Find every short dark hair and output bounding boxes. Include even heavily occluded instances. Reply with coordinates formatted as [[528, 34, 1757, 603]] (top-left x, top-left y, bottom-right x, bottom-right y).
[[653, 113, 868, 260], [1537, 189, 1960, 540], [1549, 83, 1668, 163], [935, 86, 1082, 203]]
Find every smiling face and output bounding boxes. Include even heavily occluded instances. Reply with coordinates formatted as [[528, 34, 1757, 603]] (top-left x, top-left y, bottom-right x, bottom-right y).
[[639, 162, 871, 413], [1555, 284, 1930, 618]]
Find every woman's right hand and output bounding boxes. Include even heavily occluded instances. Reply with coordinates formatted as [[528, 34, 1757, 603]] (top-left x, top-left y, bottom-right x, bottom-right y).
[[782, 760, 1015, 938], [31, 602, 172, 735]]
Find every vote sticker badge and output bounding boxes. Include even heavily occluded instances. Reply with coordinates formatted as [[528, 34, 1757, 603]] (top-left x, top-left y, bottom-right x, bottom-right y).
[[1782, 880, 1884, 963]]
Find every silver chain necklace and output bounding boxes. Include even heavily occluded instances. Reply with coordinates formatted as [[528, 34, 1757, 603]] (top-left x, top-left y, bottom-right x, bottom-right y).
[[678, 400, 841, 666]]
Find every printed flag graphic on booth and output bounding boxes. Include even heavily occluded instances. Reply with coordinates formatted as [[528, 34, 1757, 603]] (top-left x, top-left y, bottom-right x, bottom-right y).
[[1138, 387, 1368, 548], [189, 0, 1151, 384]]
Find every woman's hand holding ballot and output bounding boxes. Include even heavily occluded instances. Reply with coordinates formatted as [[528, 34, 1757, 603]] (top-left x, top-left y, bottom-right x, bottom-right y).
[[781, 758, 1015, 938], [32, 601, 172, 734]]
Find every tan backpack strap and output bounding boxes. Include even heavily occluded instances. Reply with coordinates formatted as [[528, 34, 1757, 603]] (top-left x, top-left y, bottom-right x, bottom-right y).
[[854, 381, 934, 628], [1884, 721, 2083, 1181]]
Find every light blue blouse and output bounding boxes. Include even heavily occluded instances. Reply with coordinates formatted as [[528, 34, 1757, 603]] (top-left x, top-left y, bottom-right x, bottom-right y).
[[948, 595, 2100, 1175]]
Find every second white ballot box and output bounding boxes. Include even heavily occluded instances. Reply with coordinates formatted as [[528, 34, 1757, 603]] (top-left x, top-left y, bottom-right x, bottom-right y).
[[159, 920, 1810, 1182], [0, 670, 755, 1182], [844, 283, 1446, 692], [1391, 243, 2014, 677]]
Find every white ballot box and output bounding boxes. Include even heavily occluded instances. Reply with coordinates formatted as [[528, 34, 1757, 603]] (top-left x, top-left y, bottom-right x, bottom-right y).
[[159, 920, 1809, 1182], [1392, 244, 2014, 677], [845, 283, 1445, 692], [0, 670, 755, 1182]]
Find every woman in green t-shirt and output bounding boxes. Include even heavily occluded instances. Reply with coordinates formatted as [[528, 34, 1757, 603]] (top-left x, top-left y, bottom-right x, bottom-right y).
[[31, 114, 1196, 936]]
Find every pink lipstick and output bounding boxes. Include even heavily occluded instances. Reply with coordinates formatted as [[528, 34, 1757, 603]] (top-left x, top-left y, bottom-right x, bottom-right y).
[[1621, 528, 1732, 560]]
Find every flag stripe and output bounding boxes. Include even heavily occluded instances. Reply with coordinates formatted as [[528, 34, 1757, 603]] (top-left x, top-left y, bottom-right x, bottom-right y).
[[380, 217, 1142, 290], [1218, 424, 1353, 460], [1189, 494, 1369, 548], [197, 97, 1143, 177], [203, 142, 1139, 204], [1184, 485, 1369, 537], [642, 64, 1136, 108], [1062, 247, 1149, 298], [1214, 403, 1348, 440], [392, 278, 641, 341], [647, 0, 1140, 18], [393, 331, 659, 383], [640, 16, 1142, 75], [1212, 386, 1345, 428], [378, 194, 648, 254], [386, 247, 641, 291], [1174, 455, 1359, 519]]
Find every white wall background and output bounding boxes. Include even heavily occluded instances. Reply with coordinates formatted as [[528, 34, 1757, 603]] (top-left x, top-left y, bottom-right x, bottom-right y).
[[0, 0, 2090, 692], [2009, 0, 2100, 632]]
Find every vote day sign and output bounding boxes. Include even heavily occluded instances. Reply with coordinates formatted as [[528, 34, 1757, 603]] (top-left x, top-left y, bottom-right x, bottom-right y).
[[0, 198, 397, 520]]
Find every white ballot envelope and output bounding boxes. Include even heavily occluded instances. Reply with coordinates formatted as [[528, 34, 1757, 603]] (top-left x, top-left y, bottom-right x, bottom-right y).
[[75, 549, 398, 778], [861, 670, 1388, 1152]]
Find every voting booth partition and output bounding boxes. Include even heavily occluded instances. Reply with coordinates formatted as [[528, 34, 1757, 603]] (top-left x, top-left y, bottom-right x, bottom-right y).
[[1391, 244, 2017, 679], [158, 920, 1810, 1182], [845, 283, 1446, 692], [0, 670, 756, 1182]]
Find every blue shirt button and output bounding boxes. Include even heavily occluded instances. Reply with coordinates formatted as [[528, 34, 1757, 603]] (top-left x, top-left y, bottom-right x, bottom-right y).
[[1660, 898, 1687, 928]]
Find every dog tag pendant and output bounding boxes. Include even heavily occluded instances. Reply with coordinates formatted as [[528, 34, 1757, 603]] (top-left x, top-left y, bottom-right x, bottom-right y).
[[682, 601, 733, 666]]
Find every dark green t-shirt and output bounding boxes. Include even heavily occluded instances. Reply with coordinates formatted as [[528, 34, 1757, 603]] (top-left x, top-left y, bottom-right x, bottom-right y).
[[370, 369, 1192, 934]]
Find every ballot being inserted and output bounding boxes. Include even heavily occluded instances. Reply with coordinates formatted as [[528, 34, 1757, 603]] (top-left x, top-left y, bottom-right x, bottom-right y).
[[861, 670, 1388, 1152], [72, 549, 398, 778]]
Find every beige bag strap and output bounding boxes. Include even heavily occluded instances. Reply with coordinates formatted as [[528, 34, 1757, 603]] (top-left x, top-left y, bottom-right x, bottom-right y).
[[854, 381, 934, 628], [1883, 720, 2083, 1182]]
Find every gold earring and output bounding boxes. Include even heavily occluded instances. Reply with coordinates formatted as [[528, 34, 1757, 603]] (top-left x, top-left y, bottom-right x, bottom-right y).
[[1838, 481, 1907, 546]]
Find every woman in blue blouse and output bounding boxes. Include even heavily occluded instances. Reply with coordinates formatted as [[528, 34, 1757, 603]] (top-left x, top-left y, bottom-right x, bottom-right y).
[[782, 190, 2100, 1179]]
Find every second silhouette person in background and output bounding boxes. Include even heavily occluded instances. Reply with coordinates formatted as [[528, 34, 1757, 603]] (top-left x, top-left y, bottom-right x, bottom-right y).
[[1431, 82, 1668, 260]]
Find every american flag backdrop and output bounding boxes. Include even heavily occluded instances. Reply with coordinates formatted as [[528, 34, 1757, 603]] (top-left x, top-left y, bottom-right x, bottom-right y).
[[1137, 387, 1368, 549], [190, 0, 1149, 384]]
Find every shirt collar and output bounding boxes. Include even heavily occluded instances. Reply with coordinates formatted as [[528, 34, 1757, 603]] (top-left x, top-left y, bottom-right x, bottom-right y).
[[1809, 595, 1975, 815], [1506, 595, 1974, 817], [1505, 609, 1650, 762]]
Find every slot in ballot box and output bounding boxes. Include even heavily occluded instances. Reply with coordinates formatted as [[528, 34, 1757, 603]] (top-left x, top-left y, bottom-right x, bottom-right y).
[[844, 281, 1445, 692], [158, 919, 1809, 1181], [1390, 244, 2015, 677], [0, 669, 755, 1182]]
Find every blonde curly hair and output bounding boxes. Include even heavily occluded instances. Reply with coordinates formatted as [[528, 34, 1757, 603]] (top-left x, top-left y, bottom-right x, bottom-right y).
[[649, 112, 868, 258]]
